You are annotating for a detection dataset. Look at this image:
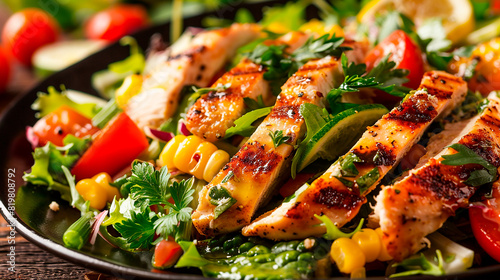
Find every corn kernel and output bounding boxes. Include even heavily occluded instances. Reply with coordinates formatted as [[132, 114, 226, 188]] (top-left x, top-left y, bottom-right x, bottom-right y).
[[189, 142, 218, 180], [203, 150, 230, 182], [330, 237, 366, 274], [174, 135, 204, 173], [352, 228, 381, 263], [92, 172, 121, 201], [159, 135, 186, 169]]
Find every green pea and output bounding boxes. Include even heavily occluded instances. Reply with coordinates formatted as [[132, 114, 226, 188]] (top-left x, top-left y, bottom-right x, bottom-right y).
[[274, 250, 300, 267], [298, 252, 314, 261], [239, 242, 255, 253], [247, 245, 271, 256]]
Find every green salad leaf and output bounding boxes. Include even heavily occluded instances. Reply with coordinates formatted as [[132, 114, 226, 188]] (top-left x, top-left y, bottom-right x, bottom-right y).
[[32, 86, 98, 119]]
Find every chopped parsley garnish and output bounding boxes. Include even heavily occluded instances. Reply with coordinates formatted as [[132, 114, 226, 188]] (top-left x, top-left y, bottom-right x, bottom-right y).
[[441, 143, 497, 187], [208, 185, 237, 219], [340, 153, 362, 177], [356, 167, 380, 194], [221, 171, 235, 183], [112, 161, 196, 247], [327, 53, 409, 113], [269, 130, 291, 148], [245, 33, 350, 94]]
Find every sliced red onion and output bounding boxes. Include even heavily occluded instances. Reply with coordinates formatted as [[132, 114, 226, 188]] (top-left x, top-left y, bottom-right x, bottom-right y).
[[178, 120, 191, 136], [26, 126, 39, 149], [97, 230, 119, 249], [145, 127, 175, 142], [90, 210, 108, 245]]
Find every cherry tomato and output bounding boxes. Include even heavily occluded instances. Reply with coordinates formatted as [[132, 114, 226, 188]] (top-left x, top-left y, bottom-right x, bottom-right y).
[[466, 38, 500, 96], [32, 105, 100, 147], [71, 112, 149, 181], [0, 46, 11, 93], [469, 186, 500, 262], [153, 239, 183, 269], [84, 4, 149, 42], [2, 8, 59, 66], [365, 30, 425, 90]]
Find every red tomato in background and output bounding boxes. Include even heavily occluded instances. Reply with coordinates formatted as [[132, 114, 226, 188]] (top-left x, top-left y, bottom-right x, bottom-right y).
[[469, 186, 500, 262], [2, 8, 59, 66], [0, 46, 11, 93], [153, 239, 183, 268], [71, 112, 149, 181], [85, 4, 149, 42], [32, 105, 100, 147], [365, 30, 425, 90]]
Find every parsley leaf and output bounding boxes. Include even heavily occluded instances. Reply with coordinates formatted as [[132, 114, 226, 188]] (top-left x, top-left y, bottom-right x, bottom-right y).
[[245, 34, 350, 95], [327, 53, 409, 113], [114, 207, 157, 250], [441, 143, 497, 187], [224, 106, 272, 138], [269, 130, 291, 148], [208, 185, 237, 219], [127, 162, 172, 208], [356, 167, 380, 194]]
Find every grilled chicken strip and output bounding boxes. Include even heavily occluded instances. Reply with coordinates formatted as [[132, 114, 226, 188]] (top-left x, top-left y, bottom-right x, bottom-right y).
[[242, 71, 467, 240], [185, 31, 310, 142], [125, 23, 261, 130], [374, 94, 500, 261], [191, 55, 345, 236]]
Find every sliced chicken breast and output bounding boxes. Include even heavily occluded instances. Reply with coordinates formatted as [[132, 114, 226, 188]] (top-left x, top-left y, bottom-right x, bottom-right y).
[[375, 94, 500, 261], [185, 31, 310, 142], [191, 55, 344, 236], [242, 71, 467, 240], [125, 23, 261, 130]]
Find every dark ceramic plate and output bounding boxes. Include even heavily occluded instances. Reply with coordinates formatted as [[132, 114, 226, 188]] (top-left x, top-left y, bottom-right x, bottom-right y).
[[1, 1, 500, 279]]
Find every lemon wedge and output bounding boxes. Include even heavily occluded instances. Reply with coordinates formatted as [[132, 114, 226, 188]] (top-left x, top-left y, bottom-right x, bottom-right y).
[[358, 0, 475, 44]]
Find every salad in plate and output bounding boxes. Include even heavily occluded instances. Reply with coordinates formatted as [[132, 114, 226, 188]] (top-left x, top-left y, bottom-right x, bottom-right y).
[[20, 0, 500, 278]]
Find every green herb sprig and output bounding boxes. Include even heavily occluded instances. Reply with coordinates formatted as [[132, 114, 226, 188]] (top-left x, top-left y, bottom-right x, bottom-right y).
[[441, 143, 497, 187]]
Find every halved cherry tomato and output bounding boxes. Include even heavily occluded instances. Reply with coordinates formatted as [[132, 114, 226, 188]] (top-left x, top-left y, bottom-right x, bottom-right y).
[[2, 8, 59, 66], [32, 105, 99, 147], [153, 239, 183, 269], [0, 46, 11, 93], [365, 30, 425, 90], [71, 112, 149, 181], [466, 38, 500, 96], [469, 185, 500, 262], [84, 4, 149, 42]]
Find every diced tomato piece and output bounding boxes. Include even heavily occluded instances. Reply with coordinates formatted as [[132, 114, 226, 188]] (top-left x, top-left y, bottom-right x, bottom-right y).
[[71, 112, 149, 180], [32, 105, 99, 147], [153, 239, 183, 269]]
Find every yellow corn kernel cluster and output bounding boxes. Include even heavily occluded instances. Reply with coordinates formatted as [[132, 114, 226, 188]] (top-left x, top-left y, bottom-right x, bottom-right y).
[[115, 74, 143, 109], [330, 228, 392, 275], [75, 172, 121, 210], [159, 135, 230, 182]]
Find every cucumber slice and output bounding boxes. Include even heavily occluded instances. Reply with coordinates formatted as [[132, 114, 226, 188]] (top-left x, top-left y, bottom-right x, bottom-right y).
[[33, 40, 105, 77], [296, 104, 388, 172]]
